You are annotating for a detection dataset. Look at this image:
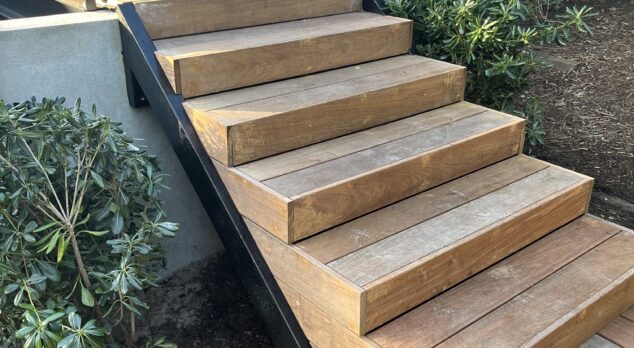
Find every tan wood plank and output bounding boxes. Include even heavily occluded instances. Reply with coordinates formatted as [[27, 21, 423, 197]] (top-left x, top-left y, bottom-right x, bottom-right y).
[[360, 174, 593, 332], [329, 167, 586, 285], [582, 335, 622, 348], [239, 102, 482, 181], [188, 58, 464, 166], [599, 317, 634, 348], [288, 118, 524, 241], [276, 279, 378, 348], [185, 55, 428, 112], [56, 0, 97, 10], [134, 0, 362, 40], [213, 160, 292, 242], [265, 112, 513, 198], [438, 230, 634, 348], [156, 13, 413, 97], [367, 215, 619, 347], [245, 219, 367, 334], [622, 306, 634, 322], [298, 155, 548, 264]]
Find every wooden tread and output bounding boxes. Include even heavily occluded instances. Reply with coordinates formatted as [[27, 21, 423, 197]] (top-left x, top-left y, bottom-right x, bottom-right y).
[[277, 215, 634, 347], [130, 0, 362, 40], [247, 156, 593, 335], [185, 55, 465, 165], [155, 12, 413, 97], [216, 102, 525, 243], [591, 306, 634, 348]]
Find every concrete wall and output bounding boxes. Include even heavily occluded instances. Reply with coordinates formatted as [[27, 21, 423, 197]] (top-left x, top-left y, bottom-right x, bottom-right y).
[[0, 12, 224, 275]]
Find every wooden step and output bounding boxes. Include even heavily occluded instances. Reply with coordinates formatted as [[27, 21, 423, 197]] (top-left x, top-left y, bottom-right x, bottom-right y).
[[277, 215, 633, 347], [246, 156, 593, 335], [155, 12, 413, 97], [216, 102, 524, 243], [130, 0, 363, 40], [185, 55, 465, 165], [596, 307, 634, 347]]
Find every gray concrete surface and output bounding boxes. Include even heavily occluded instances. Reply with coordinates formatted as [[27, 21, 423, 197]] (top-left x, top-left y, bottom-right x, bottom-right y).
[[0, 11, 224, 275]]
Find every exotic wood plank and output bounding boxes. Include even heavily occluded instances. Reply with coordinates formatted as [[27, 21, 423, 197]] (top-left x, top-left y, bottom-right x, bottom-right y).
[[329, 167, 585, 283], [284, 116, 523, 241], [582, 335, 622, 348], [218, 107, 523, 243], [245, 219, 366, 334], [599, 317, 634, 348], [134, 0, 362, 39], [276, 279, 378, 348], [360, 170, 593, 332], [156, 13, 413, 97], [185, 56, 465, 165], [298, 155, 548, 264], [239, 102, 481, 181], [366, 215, 619, 347], [438, 229, 634, 348]]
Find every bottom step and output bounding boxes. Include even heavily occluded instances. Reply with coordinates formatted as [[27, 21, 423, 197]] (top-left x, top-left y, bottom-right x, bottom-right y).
[[586, 306, 634, 348], [283, 215, 634, 348]]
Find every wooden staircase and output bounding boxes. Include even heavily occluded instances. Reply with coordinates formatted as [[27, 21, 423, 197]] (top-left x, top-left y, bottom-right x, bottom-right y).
[[121, 1, 634, 346]]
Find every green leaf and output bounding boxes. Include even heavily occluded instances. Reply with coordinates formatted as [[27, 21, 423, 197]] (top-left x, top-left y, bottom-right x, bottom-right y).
[[81, 284, 95, 308], [112, 213, 124, 235], [4, 283, 19, 294], [57, 237, 67, 263], [90, 170, 105, 189], [33, 222, 58, 233]]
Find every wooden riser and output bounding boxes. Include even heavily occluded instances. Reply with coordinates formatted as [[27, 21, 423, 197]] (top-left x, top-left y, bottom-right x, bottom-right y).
[[596, 308, 634, 347], [155, 12, 412, 97], [185, 55, 465, 166], [216, 103, 525, 243], [131, 0, 362, 39], [246, 156, 594, 335], [279, 216, 634, 348]]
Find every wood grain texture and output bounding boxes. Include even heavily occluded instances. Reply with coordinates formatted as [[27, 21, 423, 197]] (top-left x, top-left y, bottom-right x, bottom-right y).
[[367, 215, 620, 347], [56, 0, 97, 10], [134, 0, 362, 39], [288, 117, 524, 241], [156, 13, 413, 97], [329, 167, 586, 284], [582, 335, 622, 348], [186, 56, 466, 166], [622, 306, 634, 322], [239, 101, 481, 181], [245, 219, 367, 334], [360, 171, 593, 332], [600, 317, 634, 348], [438, 229, 634, 348], [213, 160, 291, 242], [276, 279, 378, 348], [298, 155, 548, 264]]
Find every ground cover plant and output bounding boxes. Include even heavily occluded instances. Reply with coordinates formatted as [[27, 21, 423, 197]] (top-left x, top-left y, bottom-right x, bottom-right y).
[[0, 97, 177, 347], [383, 0, 595, 147]]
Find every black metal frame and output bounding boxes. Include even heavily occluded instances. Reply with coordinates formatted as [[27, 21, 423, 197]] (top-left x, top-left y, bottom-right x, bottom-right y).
[[118, 1, 389, 346], [117, 4, 309, 347]]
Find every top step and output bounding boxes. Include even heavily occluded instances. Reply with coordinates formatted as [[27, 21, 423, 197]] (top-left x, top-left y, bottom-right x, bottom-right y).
[[154, 12, 412, 97], [130, 0, 363, 40]]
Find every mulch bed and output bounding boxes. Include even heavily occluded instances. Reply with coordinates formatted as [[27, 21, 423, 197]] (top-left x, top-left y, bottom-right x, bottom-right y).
[[528, 0, 633, 228]]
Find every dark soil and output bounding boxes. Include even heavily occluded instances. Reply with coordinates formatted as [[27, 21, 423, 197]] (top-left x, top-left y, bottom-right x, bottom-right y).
[[139, 256, 274, 348], [529, 0, 633, 228]]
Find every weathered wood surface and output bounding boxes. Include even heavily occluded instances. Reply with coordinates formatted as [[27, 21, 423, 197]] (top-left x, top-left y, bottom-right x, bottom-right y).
[[56, 0, 97, 10], [156, 12, 412, 97], [437, 228, 634, 348], [218, 105, 524, 243], [185, 56, 465, 165], [131, 0, 362, 39], [367, 215, 620, 347], [599, 316, 634, 348]]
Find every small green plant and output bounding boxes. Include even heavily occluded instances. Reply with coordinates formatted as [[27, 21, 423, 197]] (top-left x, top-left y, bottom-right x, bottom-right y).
[[384, 0, 595, 146], [0, 97, 178, 347]]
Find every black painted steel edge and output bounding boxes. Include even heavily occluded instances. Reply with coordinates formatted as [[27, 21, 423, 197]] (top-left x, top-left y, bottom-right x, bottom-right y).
[[363, 0, 386, 14], [116, 4, 310, 347]]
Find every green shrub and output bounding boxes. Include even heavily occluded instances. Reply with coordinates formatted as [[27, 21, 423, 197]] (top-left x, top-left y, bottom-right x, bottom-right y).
[[384, 0, 595, 146], [0, 98, 178, 347]]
